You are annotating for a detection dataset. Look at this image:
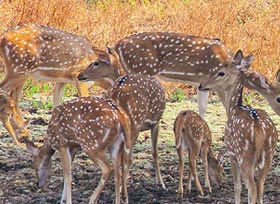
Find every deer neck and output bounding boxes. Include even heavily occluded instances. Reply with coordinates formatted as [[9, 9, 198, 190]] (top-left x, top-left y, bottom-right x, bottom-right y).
[[113, 53, 127, 78], [217, 74, 244, 117]]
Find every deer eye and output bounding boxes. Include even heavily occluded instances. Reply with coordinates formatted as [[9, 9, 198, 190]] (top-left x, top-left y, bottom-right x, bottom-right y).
[[93, 61, 99, 67], [217, 72, 225, 77], [276, 97, 280, 103]]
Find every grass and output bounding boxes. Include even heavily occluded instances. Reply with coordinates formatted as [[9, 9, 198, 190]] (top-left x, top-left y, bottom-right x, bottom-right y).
[[0, 0, 279, 98]]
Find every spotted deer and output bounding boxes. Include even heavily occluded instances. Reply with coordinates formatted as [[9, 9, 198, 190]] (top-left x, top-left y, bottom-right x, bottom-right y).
[[174, 110, 223, 197], [25, 96, 132, 204], [106, 74, 166, 189], [243, 70, 280, 115], [199, 51, 278, 204], [0, 24, 100, 133], [78, 32, 240, 117], [0, 89, 30, 146]]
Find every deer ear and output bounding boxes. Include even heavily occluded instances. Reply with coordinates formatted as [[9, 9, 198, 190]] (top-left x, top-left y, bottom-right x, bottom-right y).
[[93, 48, 111, 65], [239, 54, 253, 71], [276, 69, 280, 83], [25, 139, 38, 155], [233, 50, 244, 65], [105, 45, 118, 58], [234, 50, 253, 72], [258, 73, 270, 89]]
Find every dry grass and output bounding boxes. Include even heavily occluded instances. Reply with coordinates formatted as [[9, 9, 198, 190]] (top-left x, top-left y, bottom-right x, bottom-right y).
[[0, 0, 279, 95]]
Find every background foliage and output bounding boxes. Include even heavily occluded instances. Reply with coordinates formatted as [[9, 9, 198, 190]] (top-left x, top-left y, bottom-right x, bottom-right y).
[[0, 0, 279, 98]]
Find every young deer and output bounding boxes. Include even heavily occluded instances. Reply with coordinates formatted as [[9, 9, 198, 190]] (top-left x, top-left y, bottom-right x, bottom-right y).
[[78, 32, 239, 117], [25, 96, 132, 204], [174, 110, 223, 197], [106, 74, 166, 189], [0, 89, 30, 146], [199, 51, 278, 204], [0, 24, 98, 132]]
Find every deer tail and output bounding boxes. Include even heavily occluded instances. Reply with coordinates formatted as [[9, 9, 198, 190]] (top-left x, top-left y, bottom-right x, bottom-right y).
[[117, 108, 132, 155], [174, 111, 187, 150]]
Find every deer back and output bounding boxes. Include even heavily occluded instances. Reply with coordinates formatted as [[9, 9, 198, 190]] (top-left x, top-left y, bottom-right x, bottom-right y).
[[0, 24, 95, 77], [113, 32, 233, 82], [46, 96, 131, 152], [107, 74, 165, 131], [225, 107, 278, 167], [174, 110, 211, 150]]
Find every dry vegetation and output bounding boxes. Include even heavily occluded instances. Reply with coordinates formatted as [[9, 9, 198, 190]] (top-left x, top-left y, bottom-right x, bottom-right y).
[[0, 0, 279, 95]]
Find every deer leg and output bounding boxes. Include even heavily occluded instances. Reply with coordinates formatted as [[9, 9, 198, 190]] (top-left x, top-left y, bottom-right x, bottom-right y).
[[197, 89, 209, 118], [151, 122, 165, 189], [177, 143, 185, 198], [230, 158, 241, 204], [257, 159, 271, 204], [121, 149, 130, 204], [53, 82, 66, 108], [59, 147, 73, 204], [242, 166, 257, 204], [201, 145, 211, 193], [3, 118, 21, 146], [110, 144, 123, 204], [88, 152, 113, 204], [189, 149, 204, 196]]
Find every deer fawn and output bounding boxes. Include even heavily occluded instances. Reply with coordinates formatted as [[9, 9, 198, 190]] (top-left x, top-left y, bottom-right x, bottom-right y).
[[105, 74, 166, 189], [174, 110, 223, 197], [78, 32, 240, 117], [199, 50, 278, 204], [25, 96, 132, 204], [0, 24, 98, 135], [0, 89, 30, 146]]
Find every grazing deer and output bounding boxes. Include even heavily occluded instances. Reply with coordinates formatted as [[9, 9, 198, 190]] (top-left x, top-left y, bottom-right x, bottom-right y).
[[174, 110, 223, 197], [199, 51, 278, 204], [0, 89, 30, 146], [78, 32, 239, 117], [0, 24, 99, 131], [106, 74, 166, 189], [243, 70, 280, 115], [25, 96, 132, 204]]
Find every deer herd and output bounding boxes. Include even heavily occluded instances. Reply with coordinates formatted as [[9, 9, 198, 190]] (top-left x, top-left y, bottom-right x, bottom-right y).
[[0, 24, 279, 204]]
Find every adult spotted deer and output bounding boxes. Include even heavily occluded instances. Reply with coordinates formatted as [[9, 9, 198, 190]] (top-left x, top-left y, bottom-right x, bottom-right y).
[[0, 89, 30, 146], [199, 51, 278, 204], [106, 74, 166, 189], [78, 32, 238, 117], [174, 110, 223, 197], [0, 24, 97, 128], [25, 96, 132, 204]]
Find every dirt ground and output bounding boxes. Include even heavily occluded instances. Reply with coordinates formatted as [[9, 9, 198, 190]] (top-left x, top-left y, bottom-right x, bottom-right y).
[[0, 96, 280, 204]]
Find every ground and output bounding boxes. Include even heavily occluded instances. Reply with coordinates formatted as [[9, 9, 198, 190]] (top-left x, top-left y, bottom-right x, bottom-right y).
[[0, 93, 279, 204]]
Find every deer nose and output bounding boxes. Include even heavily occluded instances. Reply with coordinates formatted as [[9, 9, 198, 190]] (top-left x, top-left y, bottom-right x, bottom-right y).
[[77, 73, 87, 81], [198, 84, 209, 91]]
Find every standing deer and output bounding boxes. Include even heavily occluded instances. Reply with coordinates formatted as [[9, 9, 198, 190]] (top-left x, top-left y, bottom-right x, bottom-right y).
[[0, 24, 99, 139], [106, 74, 166, 189], [0, 89, 30, 146], [199, 51, 278, 204], [107, 74, 166, 189], [174, 110, 223, 197], [78, 32, 238, 117], [25, 96, 132, 204]]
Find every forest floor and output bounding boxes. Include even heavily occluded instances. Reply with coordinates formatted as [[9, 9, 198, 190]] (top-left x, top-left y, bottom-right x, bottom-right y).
[[0, 93, 279, 204]]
